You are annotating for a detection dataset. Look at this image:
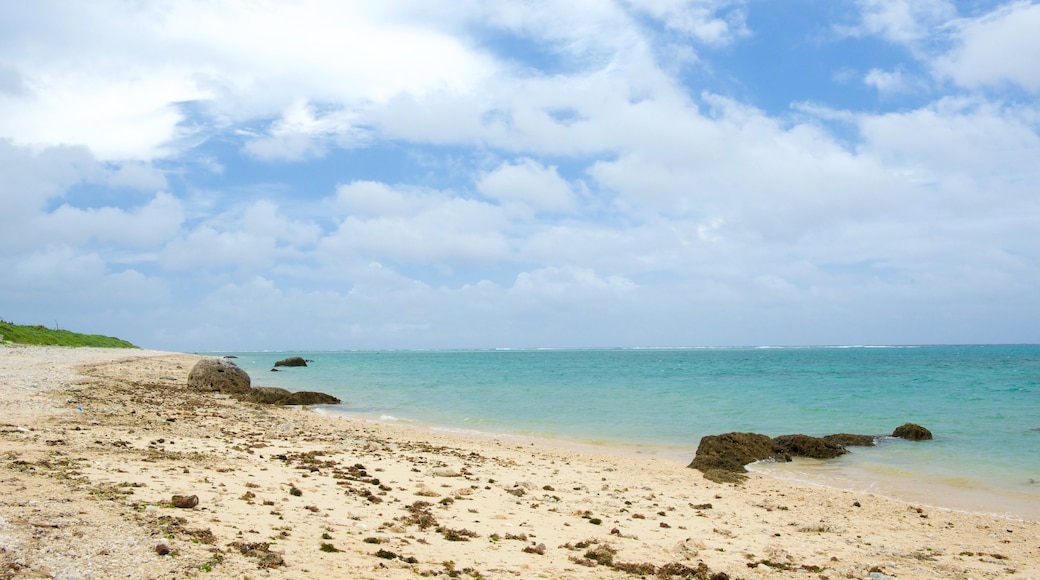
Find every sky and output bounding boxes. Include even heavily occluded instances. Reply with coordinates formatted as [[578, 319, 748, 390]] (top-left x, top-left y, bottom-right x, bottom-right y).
[[1, 0, 1038, 351]]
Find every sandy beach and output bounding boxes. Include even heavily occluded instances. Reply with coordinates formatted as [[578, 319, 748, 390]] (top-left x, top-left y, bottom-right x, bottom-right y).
[[1, 346, 1037, 579]]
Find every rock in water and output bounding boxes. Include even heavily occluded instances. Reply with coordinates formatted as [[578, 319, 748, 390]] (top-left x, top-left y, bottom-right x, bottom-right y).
[[774, 434, 848, 459], [241, 386, 293, 404], [823, 433, 877, 447], [892, 422, 933, 441], [688, 432, 783, 483], [187, 358, 251, 395], [274, 356, 308, 367], [281, 391, 341, 405]]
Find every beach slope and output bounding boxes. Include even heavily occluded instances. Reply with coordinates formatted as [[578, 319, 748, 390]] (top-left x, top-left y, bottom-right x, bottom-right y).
[[1, 346, 1037, 578]]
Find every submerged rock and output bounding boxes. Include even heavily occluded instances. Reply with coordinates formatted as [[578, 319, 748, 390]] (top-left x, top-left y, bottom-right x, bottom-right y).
[[892, 422, 933, 441], [823, 433, 877, 447], [187, 358, 251, 395], [274, 356, 308, 367]]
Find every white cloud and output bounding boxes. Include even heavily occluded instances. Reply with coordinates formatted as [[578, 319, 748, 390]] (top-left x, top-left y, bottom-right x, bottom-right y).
[[321, 200, 511, 265], [863, 67, 914, 95], [241, 100, 366, 161], [326, 181, 512, 265], [336, 181, 426, 217], [477, 158, 578, 214], [3, 245, 168, 304], [625, 0, 749, 46], [0, 141, 99, 227], [0, 0, 494, 161], [933, 1, 1040, 93], [851, 0, 957, 45], [161, 199, 321, 271], [0, 141, 171, 249], [857, 97, 1040, 182], [40, 192, 184, 249]]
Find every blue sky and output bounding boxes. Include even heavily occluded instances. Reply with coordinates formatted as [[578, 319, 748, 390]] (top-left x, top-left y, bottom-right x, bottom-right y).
[[1, 0, 1038, 351]]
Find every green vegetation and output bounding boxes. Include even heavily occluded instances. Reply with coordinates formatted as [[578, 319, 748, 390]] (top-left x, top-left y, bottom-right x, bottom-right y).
[[0, 320, 138, 348]]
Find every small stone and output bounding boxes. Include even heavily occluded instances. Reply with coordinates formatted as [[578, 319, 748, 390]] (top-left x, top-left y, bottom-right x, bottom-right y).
[[172, 494, 199, 508]]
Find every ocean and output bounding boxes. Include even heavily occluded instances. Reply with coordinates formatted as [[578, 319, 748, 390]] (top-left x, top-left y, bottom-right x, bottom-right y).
[[213, 345, 1040, 520]]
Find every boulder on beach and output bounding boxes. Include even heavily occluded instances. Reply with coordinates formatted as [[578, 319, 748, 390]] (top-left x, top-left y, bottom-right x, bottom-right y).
[[892, 422, 932, 441], [187, 358, 252, 395], [274, 357, 307, 367]]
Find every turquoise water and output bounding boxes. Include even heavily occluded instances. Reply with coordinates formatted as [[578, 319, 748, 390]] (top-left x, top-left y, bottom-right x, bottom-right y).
[[216, 346, 1040, 519]]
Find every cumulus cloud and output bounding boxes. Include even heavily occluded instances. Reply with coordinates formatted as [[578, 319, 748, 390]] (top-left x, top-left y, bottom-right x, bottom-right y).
[[39, 192, 185, 248], [0, 0, 493, 161], [933, 1, 1040, 93], [850, 0, 957, 45], [1, 1, 1038, 349], [477, 158, 579, 215], [625, 0, 749, 46]]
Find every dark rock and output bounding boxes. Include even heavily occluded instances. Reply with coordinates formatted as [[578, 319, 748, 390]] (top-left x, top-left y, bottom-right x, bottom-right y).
[[270, 368, 280, 372], [240, 387, 293, 404], [281, 391, 341, 405], [171, 494, 198, 508], [823, 433, 877, 447], [689, 430, 883, 483], [274, 356, 307, 367], [187, 358, 251, 395], [892, 423, 932, 441], [688, 432, 785, 483], [774, 434, 848, 459]]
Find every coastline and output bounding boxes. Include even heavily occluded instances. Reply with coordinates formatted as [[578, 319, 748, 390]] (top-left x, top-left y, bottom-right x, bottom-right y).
[[1, 346, 1037, 578]]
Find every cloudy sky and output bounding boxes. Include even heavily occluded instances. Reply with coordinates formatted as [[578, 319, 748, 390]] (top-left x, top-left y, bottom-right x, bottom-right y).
[[1, 0, 1038, 351]]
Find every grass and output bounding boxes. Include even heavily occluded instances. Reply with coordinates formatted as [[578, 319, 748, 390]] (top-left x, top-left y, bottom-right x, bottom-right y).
[[0, 320, 137, 348]]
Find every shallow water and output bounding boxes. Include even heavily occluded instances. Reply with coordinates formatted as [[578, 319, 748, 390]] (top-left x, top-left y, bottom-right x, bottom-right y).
[[217, 345, 1040, 519]]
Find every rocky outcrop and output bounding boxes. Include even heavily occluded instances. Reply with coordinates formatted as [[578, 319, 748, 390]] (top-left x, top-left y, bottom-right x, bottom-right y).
[[823, 433, 877, 447], [280, 391, 341, 405], [235, 386, 340, 405], [240, 386, 293, 404], [274, 357, 308, 367], [186, 359, 338, 405], [892, 423, 932, 441], [688, 432, 783, 483], [187, 358, 252, 395], [689, 427, 910, 483], [774, 434, 848, 459]]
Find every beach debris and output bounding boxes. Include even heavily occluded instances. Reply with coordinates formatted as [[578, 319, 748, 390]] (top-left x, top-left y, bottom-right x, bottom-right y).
[[155, 543, 170, 556], [171, 494, 199, 508], [892, 422, 933, 441], [187, 358, 252, 395], [274, 356, 308, 367], [229, 541, 285, 569]]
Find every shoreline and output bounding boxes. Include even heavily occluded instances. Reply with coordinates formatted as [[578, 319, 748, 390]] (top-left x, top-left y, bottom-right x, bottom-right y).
[[2, 345, 1038, 578], [314, 406, 1040, 524]]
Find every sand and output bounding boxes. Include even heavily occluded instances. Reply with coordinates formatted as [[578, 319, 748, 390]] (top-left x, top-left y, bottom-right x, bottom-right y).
[[1, 345, 1037, 579]]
